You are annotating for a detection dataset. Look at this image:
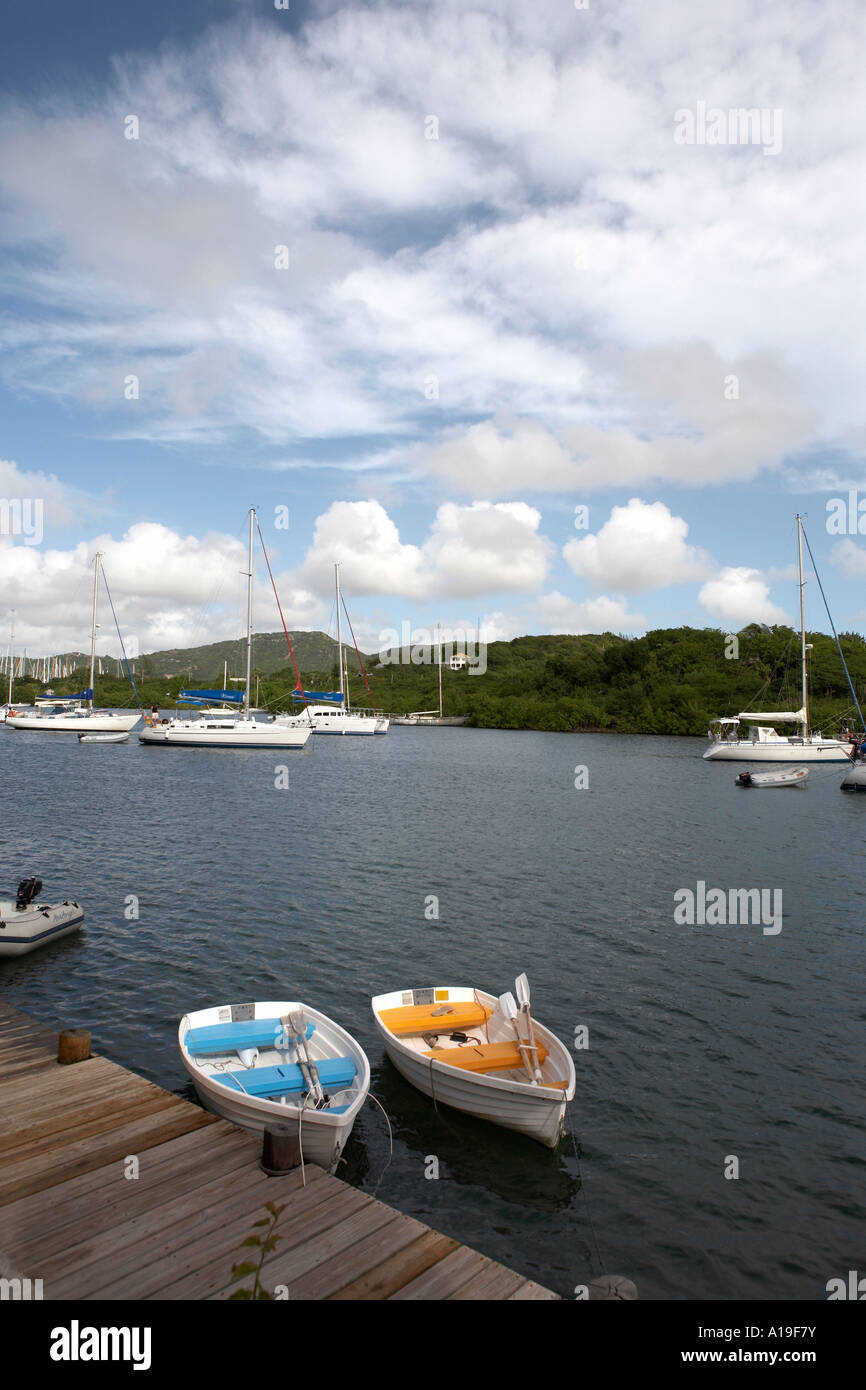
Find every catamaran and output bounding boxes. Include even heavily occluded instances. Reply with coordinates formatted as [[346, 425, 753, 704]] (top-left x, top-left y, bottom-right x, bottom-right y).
[[140, 510, 312, 749], [6, 560, 141, 734], [704, 516, 852, 763]]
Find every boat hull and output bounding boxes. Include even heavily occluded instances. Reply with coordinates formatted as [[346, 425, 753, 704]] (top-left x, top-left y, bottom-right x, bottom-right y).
[[841, 764, 866, 791], [140, 718, 311, 748], [0, 901, 84, 956], [178, 1000, 370, 1171], [704, 740, 849, 762], [8, 712, 140, 733], [736, 766, 809, 788], [372, 986, 575, 1148]]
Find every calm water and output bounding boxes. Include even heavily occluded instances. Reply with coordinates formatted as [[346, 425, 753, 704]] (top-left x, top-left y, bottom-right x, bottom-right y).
[[1, 724, 863, 1300]]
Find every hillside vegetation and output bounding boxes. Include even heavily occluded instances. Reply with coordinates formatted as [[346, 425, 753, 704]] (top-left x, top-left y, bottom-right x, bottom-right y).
[[10, 625, 866, 737]]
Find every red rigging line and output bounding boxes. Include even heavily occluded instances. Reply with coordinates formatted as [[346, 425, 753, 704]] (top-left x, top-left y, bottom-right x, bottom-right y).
[[255, 519, 308, 711], [340, 595, 375, 707]]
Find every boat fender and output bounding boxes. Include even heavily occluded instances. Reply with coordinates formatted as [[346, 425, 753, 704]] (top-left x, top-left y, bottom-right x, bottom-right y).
[[237, 1047, 259, 1068]]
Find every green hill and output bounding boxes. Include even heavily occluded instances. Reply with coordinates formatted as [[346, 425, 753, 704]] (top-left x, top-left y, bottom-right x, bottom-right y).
[[12, 624, 866, 736]]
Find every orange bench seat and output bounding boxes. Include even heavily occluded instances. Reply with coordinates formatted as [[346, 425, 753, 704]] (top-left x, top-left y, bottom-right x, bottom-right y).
[[423, 1040, 550, 1074], [379, 1001, 492, 1036]]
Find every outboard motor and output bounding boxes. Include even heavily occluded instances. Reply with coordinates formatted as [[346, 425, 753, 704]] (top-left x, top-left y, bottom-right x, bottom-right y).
[[16, 877, 42, 910], [736, 771, 752, 788]]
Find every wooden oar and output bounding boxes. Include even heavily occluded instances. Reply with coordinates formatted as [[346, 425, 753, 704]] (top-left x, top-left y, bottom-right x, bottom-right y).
[[514, 974, 544, 1084], [498, 991, 537, 1085]]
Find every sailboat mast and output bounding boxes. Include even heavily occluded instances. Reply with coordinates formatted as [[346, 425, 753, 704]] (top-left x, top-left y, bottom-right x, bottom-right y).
[[88, 553, 100, 710], [245, 508, 254, 717], [7, 612, 14, 705], [335, 563, 344, 704], [797, 514, 809, 736], [437, 621, 443, 719]]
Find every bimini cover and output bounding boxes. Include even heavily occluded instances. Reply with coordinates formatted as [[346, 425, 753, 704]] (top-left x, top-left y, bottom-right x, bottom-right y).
[[738, 707, 807, 722]]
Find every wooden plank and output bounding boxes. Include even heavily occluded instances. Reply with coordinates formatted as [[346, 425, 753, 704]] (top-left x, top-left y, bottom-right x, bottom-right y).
[[0, 1091, 197, 1161], [0, 1106, 217, 1205], [92, 1169, 335, 1301], [0, 1074, 168, 1135], [6, 1130, 258, 1266], [210, 1199, 397, 1299], [38, 1162, 298, 1295], [330, 1229, 460, 1300], [507, 1280, 560, 1300], [389, 1246, 492, 1299], [447, 1262, 528, 1299], [290, 1214, 428, 1300], [150, 1173, 354, 1301], [0, 1058, 122, 1101]]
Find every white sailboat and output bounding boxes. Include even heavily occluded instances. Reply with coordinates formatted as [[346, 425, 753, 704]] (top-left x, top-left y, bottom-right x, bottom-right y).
[[6, 561, 141, 734], [140, 511, 312, 749], [704, 516, 851, 763], [300, 565, 382, 735]]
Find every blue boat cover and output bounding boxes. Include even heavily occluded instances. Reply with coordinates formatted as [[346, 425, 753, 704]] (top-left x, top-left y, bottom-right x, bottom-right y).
[[213, 1056, 357, 1097], [291, 689, 343, 703], [179, 688, 244, 705], [185, 1018, 314, 1056], [36, 689, 92, 704]]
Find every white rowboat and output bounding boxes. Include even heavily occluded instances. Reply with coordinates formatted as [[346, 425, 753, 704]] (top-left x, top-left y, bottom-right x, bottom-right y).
[[372, 980, 575, 1148], [78, 731, 129, 743], [179, 1000, 370, 1172]]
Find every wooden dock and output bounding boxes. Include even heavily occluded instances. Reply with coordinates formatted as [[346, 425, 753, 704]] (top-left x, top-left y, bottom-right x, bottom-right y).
[[0, 1002, 557, 1300]]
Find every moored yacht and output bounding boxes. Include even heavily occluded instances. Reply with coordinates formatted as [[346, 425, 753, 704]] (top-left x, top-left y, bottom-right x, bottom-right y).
[[704, 517, 851, 763], [140, 510, 312, 750]]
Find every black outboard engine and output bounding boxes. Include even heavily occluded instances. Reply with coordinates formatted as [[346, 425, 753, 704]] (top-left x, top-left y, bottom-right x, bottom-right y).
[[16, 877, 42, 911], [736, 771, 752, 787]]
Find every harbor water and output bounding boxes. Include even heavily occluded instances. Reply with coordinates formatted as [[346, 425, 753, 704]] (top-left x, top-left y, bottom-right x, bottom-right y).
[[0, 725, 861, 1299]]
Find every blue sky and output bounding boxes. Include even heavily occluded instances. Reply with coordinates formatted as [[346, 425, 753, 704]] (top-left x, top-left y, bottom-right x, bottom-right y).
[[1, 0, 864, 662]]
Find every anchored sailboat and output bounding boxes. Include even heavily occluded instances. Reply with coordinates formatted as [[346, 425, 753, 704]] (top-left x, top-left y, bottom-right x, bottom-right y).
[[704, 516, 852, 763], [6, 559, 141, 734], [294, 564, 384, 734], [139, 510, 312, 749]]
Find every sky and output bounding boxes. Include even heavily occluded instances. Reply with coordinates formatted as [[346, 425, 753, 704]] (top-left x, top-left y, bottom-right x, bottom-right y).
[[1, 0, 865, 664]]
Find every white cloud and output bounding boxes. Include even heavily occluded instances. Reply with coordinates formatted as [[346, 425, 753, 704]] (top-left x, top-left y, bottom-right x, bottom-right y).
[[830, 539, 866, 579], [698, 567, 790, 627], [298, 498, 552, 598], [0, 523, 323, 658], [564, 498, 711, 592], [535, 591, 646, 635], [0, 1, 861, 469]]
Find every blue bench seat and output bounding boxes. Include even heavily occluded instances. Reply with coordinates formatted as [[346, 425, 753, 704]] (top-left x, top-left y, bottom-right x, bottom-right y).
[[186, 1018, 314, 1057], [212, 1056, 357, 1098]]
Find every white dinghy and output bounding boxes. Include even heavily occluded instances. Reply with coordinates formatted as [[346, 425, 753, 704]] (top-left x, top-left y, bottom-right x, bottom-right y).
[[372, 975, 575, 1148], [0, 879, 84, 957], [78, 731, 129, 744], [179, 1000, 370, 1172], [735, 766, 809, 788]]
